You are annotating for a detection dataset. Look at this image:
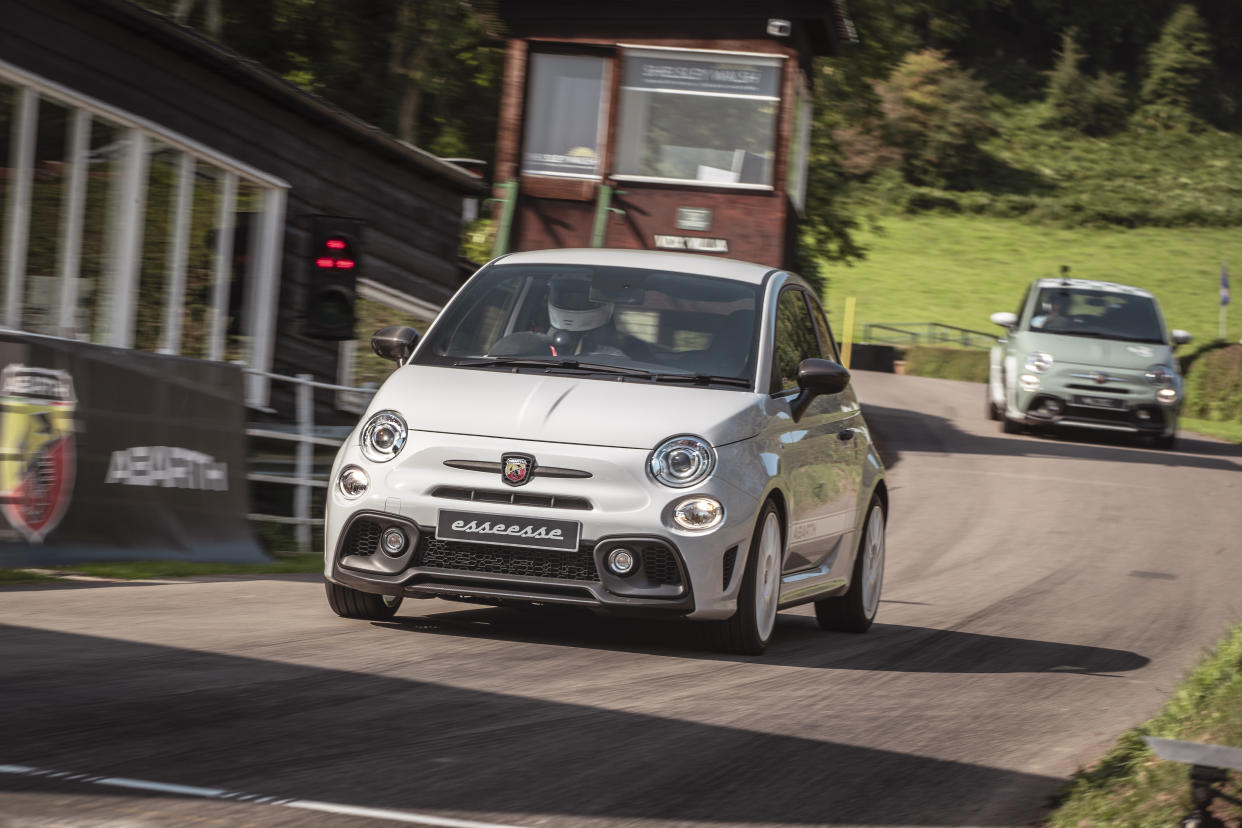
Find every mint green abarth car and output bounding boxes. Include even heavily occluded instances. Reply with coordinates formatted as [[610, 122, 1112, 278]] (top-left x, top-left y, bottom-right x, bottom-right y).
[[987, 277, 1191, 449]]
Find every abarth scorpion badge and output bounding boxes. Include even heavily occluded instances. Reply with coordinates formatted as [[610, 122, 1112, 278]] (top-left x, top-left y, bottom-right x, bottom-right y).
[[502, 454, 534, 486]]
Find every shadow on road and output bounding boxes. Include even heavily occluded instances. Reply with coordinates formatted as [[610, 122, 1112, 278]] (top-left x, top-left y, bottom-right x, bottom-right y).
[[0, 622, 1061, 826], [373, 605, 1148, 676], [864, 403, 1242, 473]]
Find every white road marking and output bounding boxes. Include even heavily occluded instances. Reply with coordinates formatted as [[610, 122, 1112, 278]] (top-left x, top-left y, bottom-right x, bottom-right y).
[[0, 764, 523, 827]]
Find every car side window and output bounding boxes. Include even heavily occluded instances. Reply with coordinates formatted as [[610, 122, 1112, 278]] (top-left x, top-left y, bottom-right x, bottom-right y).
[[771, 288, 822, 393], [806, 294, 840, 363]]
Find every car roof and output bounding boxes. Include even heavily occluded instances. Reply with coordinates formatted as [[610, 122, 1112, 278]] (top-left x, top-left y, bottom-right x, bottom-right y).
[[1033, 277, 1154, 298], [494, 248, 780, 286]]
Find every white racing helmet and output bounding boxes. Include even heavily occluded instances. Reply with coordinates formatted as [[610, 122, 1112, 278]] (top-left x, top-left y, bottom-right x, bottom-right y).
[[547, 277, 613, 332]]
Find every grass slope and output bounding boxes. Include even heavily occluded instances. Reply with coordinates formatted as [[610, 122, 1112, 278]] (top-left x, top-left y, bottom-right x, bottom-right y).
[[822, 215, 1242, 347], [1048, 622, 1242, 827]]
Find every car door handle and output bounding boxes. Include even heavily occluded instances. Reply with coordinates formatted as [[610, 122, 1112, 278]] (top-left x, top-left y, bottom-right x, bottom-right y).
[[838, 429, 855, 442]]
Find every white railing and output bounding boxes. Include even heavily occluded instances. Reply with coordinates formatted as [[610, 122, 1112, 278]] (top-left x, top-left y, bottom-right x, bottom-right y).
[[244, 369, 374, 553]]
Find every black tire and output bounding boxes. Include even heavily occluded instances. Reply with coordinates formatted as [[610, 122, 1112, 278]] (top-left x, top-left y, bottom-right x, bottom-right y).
[[708, 500, 783, 656], [1001, 415, 1022, 434], [987, 390, 1000, 421], [325, 580, 403, 620], [1152, 432, 1177, 450], [816, 497, 886, 633]]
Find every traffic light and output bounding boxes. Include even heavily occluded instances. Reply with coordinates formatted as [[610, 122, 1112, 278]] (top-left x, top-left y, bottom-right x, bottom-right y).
[[305, 215, 364, 340]]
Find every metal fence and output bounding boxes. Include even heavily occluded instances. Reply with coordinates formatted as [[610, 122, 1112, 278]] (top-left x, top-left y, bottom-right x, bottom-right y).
[[863, 322, 997, 349], [244, 370, 374, 553]]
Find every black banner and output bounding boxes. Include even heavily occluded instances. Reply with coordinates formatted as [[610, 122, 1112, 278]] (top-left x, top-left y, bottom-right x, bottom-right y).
[[0, 333, 265, 566]]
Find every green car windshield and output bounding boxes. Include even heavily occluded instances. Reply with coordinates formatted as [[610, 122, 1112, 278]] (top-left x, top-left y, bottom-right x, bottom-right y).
[[1027, 288, 1166, 343]]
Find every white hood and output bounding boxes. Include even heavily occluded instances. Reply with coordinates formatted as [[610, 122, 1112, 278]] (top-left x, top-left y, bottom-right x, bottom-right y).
[[368, 365, 764, 449]]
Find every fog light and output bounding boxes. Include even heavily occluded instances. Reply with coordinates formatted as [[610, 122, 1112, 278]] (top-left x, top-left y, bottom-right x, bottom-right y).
[[338, 466, 369, 498], [673, 497, 724, 531], [607, 547, 636, 575], [1041, 398, 1063, 416], [1018, 373, 1041, 392], [1137, 409, 1152, 421], [381, 527, 407, 556], [1157, 387, 1178, 404]]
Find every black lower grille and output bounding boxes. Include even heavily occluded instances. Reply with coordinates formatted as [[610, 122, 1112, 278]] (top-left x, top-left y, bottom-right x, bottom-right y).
[[415, 537, 600, 581], [722, 545, 738, 590], [343, 519, 382, 557], [641, 545, 682, 586]]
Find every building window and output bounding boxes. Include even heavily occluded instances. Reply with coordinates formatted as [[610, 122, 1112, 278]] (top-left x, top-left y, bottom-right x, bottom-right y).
[[786, 73, 811, 212], [0, 61, 289, 407], [521, 53, 608, 179], [615, 48, 783, 187]]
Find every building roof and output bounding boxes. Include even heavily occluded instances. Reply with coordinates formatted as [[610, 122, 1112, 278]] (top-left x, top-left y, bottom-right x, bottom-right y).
[[79, 0, 487, 195]]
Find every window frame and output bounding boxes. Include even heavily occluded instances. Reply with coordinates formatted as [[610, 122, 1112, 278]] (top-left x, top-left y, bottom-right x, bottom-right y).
[[612, 44, 786, 190], [519, 50, 612, 181], [0, 59, 289, 408], [769, 285, 823, 395]]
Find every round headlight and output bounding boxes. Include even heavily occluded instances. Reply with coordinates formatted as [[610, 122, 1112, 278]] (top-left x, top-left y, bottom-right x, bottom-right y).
[[1025, 352, 1054, 373], [672, 497, 724, 531], [1145, 365, 1174, 386], [1157, 387, 1179, 404], [338, 465, 369, 498], [1018, 373, 1041, 392], [361, 410, 407, 462], [648, 435, 715, 488]]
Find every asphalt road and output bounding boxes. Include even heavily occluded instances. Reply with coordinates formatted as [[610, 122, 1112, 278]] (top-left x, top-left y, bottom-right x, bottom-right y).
[[3, 371, 1241, 828]]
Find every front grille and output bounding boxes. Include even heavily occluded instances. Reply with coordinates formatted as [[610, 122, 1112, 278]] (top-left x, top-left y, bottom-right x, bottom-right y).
[[415, 537, 600, 581], [722, 545, 738, 590], [641, 545, 683, 586], [1066, 384, 1130, 394], [431, 486, 591, 511], [343, 519, 382, 557]]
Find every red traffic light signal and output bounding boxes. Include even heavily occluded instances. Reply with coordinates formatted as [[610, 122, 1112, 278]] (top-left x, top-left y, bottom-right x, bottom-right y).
[[305, 216, 365, 340]]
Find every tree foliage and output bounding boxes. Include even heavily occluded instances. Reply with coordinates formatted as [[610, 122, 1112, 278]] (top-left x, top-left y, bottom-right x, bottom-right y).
[[1043, 29, 1129, 135], [1136, 4, 1216, 129], [874, 49, 996, 189]]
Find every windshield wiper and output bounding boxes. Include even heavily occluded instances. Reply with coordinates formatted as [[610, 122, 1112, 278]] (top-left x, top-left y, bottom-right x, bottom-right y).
[[454, 358, 652, 376], [649, 373, 753, 388]]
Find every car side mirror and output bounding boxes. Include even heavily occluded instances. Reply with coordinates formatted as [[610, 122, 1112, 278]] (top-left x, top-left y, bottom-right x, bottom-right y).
[[990, 311, 1018, 329], [1171, 329, 1192, 346], [791, 358, 850, 421], [371, 326, 420, 364]]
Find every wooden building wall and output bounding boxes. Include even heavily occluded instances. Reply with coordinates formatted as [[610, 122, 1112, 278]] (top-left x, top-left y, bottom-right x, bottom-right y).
[[3, 0, 483, 424]]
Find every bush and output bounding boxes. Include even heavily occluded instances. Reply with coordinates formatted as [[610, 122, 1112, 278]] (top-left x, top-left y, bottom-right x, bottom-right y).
[[1043, 30, 1129, 136], [900, 346, 990, 383], [1182, 343, 1242, 423]]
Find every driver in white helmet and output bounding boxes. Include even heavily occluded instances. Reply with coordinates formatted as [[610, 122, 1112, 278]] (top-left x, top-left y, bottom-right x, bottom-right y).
[[546, 276, 627, 357]]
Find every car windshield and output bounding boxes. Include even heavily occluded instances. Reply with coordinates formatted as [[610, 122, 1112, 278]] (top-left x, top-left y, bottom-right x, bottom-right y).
[[1026, 287, 1166, 343], [414, 262, 762, 388]]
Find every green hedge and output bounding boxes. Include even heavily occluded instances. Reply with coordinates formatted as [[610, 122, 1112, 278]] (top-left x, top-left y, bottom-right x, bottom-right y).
[[899, 346, 990, 383], [1182, 343, 1242, 424]]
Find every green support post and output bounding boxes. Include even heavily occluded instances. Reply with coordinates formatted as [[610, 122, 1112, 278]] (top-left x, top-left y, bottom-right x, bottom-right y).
[[491, 179, 518, 258], [590, 186, 625, 248]]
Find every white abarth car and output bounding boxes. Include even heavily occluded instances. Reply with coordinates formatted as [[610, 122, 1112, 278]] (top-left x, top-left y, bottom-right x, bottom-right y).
[[324, 249, 887, 654]]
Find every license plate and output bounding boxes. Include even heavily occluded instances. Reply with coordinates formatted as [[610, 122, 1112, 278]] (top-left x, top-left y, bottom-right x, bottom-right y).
[[436, 509, 581, 552], [1072, 394, 1127, 410]]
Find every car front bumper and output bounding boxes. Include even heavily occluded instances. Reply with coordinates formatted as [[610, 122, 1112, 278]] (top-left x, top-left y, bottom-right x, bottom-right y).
[[1009, 369, 1180, 435], [323, 431, 761, 620]]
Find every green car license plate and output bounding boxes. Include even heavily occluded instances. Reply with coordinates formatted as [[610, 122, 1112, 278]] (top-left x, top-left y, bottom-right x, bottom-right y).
[[1072, 394, 1127, 410]]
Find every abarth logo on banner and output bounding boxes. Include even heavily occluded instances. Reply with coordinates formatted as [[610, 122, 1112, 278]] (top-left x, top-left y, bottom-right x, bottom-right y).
[[0, 365, 76, 543]]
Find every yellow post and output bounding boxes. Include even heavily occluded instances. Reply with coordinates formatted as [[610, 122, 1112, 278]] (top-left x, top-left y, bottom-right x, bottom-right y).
[[841, 296, 856, 369]]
